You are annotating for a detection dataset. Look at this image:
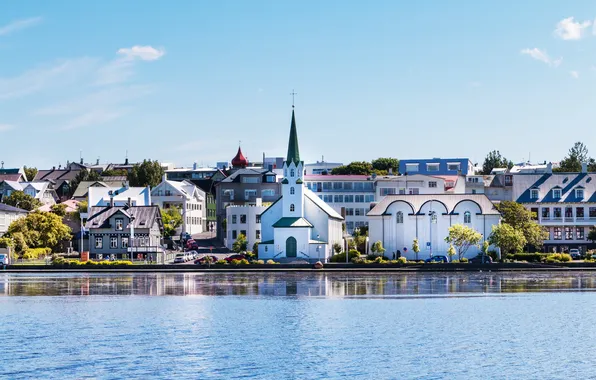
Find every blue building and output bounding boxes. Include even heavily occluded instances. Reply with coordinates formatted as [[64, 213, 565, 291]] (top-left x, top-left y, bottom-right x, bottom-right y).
[[399, 158, 475, 176]]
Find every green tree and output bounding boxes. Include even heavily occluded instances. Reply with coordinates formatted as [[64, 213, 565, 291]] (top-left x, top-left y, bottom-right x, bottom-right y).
[[331, 161, 373, 175], [69, 169, 101, 197], [447, 244, 456, 259], [412, 238, 420, 261], [588, 228, 596, 243], [161, 207, 182, 238], [496, 201, 548, 249], [101, 169, 129, 177], [129, 160, 165, 188], [50, 203, 67, 217], [371, 240, 386, 256], [2, 191, 42, 211], [6, 211, 71, 251], [482, 150, 513, 175], [488, 223, 526, 257], [554, 142, 595, 172], [252, 241, 259, 257], [371, 158, 399, 174], [232, 233, 248, 253], [23, 166, 38, 181], [444, 224, 483, 260]]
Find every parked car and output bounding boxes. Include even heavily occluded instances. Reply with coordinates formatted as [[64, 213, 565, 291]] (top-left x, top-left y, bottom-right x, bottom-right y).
[[469, 254, 493, 264], [569, 249, 581, 260], [186, 241, 199, 251], [425, 255, 449, 263], [185, 251, 197, 261], [0, 254, 8, 265], [173, 253, 186, 264], [225, 254, 247, 263], [195, 255, 218, 265]]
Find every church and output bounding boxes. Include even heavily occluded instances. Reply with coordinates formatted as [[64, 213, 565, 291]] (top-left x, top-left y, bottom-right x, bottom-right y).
[[258, 108, 344, 262]]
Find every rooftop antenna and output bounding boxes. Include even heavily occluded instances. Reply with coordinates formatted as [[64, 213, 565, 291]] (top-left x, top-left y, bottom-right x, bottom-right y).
[[1, 161, 3, 169], [290, 89, 297, 108], [80, 150, 83, 165]]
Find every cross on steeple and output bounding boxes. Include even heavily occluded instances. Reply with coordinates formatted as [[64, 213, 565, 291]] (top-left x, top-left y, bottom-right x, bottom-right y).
[[290, 89, 297, 108]]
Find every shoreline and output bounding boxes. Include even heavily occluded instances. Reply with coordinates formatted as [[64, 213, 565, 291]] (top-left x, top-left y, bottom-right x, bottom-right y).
[[4, 262, 596, 273]]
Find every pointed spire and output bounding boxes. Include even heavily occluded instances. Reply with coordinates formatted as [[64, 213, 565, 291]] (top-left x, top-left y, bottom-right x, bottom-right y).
[[286, 108, 301, 165], [232, 146, 248, 168]]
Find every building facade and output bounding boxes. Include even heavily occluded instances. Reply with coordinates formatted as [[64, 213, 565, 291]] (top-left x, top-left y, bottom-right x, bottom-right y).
[[151, 179, 206, 234], [0, 203, 28, 236], [0, 181, 58, 205], [399, 158, 475, 176], [225, 202, 267, 251]]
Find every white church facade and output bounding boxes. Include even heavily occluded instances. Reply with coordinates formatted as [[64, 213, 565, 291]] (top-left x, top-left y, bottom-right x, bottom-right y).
[[258, 108, 344, 262], [367, 194, 501, 260]]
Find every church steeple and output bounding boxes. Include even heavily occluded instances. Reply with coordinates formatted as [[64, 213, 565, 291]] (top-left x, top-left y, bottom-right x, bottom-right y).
[[286, 108, 301, 165]]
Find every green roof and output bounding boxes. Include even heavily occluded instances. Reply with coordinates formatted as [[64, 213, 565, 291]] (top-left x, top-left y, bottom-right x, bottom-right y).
[[281, 178, 289, 184], [272, 217, 313, 228], [286, 109, 301, 165], [296, 178, 303, 184]]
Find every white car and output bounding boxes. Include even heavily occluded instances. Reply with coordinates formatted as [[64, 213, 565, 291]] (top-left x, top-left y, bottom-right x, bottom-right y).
[[174, 254, 186, 264], [0, 254, 8, 265]]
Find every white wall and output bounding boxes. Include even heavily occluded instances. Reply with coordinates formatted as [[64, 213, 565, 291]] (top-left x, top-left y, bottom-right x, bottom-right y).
[[0, 211, 26, 235], [226, 205, 266, 251]]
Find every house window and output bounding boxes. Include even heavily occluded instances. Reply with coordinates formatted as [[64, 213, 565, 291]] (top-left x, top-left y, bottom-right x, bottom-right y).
[[590, 207, 596, 218], [553, 189, 562, 199], [428, 181, 437, 188], [564, 227, 574, 240], [322, 182, 332, 191], [380, 188, 396, 196], [553, 227, 562, 240], [165, 190, 172, 196], [240, 214, 247, 224], [576, 189, 584, 199], [553, 207, 561, 219], [262, 189, 275, 197], [365, 195, 375, 202], [231, 215, 237, 224], [323, 195, 333, 203], [122, 238, 128, 248], [448, 163, 461, 171], [426, 163, 440, 172], [232, 230, 237, 239], [265, 175, 276, 183], [334, 195, 344, 203], [408, 188, 419, 195], [290, 187, 295, 195], [344, 195, 354, 203], [290, 204, 295, 212], [542, 208, 550, 219], [242, 177, 260, 183], [345, 208, 354, 216], [504, 176, 512, 186], [95, 236, 103, 249], [110, 237, 118, 249], [355, 195, 365, 202], [245, 189, 257, 200], [240, 230, 246, 237], [530, 208, 539, 220], [577, 227, 585, 240], [405, 163, 419, 173], [343, 182, 353, 190], [577, 207, 585, 218], [256, 230, 261, 239], [223, 189, 234, 200], [530, 189, 539, 199], [265, 246, 268, 252], [115, 218, 123, 231], [346, 221, 354, 231], [565, 207, 573, 218], [396, 211, 403, 224], [464, 211, 471, 224], [256, 215, 261, 223], [290, 169, 295, 177]]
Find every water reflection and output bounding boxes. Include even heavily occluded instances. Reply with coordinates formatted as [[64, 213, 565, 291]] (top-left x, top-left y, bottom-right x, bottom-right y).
[[3, 272, 596, 297]]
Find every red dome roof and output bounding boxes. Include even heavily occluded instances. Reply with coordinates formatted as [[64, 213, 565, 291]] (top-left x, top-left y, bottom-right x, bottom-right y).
[[231, 147, 248, 168]]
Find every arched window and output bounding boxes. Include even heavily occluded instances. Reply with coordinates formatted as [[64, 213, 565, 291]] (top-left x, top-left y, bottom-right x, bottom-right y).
[[290, 204, 295, 212], [290, 169, 295, 177], [290, 187, 295, 195], [396, 211, 403, 224], [464, 211, 471, 223]]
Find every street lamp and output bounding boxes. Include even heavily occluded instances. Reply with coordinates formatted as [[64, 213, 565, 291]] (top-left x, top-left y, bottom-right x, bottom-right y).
[[429, 200, 436, 259]]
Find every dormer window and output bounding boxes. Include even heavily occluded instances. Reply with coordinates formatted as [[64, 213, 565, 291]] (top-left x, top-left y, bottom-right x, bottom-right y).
[[530, 189, 539, 199], [290, 169, 295, 177], [576, 188, 584, 199], [553, 189, 562, 199]]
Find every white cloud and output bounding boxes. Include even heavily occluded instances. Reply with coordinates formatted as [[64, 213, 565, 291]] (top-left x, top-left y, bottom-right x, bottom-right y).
[[554, 17, 591, 40], [0, 124, 14, 132], [117, 45, 165, 61], [520, 48, 562, 67], [570, 70, 579, 79], [0, 17, 42, 36]]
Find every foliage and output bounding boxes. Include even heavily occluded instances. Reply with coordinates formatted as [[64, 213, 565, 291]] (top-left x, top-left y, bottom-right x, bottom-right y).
[[371, 240, 386, 255], [128, 159, 165, 188], [496, 201, 548, 249], [545, 253, 572, 263], [329, 249, 360, 262], [245, 251, 256, 260], [160, 207, 183, 238], [333, 243, 342, 254], [232, 233, 248, 253], [482, 150, 513, 175], [69, 170, 101, 197], [0, 237, 14, 248], [366, 254, 389, 260], [52, 258, 132, 266], [216, 259, 228, 265], [488, 223, 526, 256], [50, 203, 68, 217], [397, 256, 407, 264], [447, 244, 456, 258], [505, 253, 547, 262], [6, 211, 71, 251], [252, 242, 259, 257], [412, 238, 420, 260], [231, 258, 250, 265], [101, 169, 129, 177], [266, 259, 279, 265], [331, 161, 373, 175], [482, 240, 489, 255], [22, 247, 52, 260], [23, 166, 38, 182], [221, 218, 227, 233], [588, 228, 596, 243], [10, 232, 28, 253], [444, 224, 483, 260], [2, 190, 42, 211], [371, 158, 399, 173], [252, 260, 265, 265], [554, 142, 596, 173]]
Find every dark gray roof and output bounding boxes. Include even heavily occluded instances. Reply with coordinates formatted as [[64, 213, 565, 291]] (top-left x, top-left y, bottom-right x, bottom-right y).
[[85, 206, 163, 230], [219, 168, 275, 183], [0, 203, 28, 213]]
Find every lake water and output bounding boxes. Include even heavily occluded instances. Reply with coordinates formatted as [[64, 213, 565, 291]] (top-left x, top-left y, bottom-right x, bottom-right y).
[[1, 271, 596, 379]]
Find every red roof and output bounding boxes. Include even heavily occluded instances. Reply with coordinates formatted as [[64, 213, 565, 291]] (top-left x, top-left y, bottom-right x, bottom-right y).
[[231, 147, 248, 168]]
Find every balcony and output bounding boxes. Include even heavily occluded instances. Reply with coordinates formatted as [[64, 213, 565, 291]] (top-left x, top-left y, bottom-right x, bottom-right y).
[[540, 216, 596, 224]]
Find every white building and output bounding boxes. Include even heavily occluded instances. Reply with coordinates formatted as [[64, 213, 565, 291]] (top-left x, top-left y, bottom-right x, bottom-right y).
[[88, 186, 152, 210], [367, 194, 500, 260], [258, 108, 344, 262], [0, 181, 58, 206], [0, 203, 28, 236], [151, 178, 206, 234], [304, 160, 343, 175], [225, 201, 267, 251]]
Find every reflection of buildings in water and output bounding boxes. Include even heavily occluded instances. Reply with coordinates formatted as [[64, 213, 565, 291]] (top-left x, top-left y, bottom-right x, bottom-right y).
[[0, 275, 8, 295]]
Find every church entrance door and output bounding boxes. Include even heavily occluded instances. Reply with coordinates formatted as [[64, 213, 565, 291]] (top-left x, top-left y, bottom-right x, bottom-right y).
[[286, 237, 297, 258]]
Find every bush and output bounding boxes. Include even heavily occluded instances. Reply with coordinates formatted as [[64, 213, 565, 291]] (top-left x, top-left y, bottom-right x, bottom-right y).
[[266, 259, 279, 265], [252, 260, 265, 265], [215, 259, 227, 265], [506, 253, 546, 262], [460, 258, 468, 263], [22, 247, 52, 260], [545, 253, 572, 263], [366, 254, 389, 261], [52, 259, 132, 266], [0, 237, 14, 248], [397, 256, 407, 264], [330, 249, 360, 262], [374, 256, 388, 264]]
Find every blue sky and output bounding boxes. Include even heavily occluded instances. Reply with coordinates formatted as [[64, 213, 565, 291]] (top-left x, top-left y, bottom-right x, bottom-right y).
[[2, 1, 596, 169]]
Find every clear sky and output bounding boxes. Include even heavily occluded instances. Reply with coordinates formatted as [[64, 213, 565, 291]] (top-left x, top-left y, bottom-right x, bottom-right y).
[[2, 0, 596, 169]]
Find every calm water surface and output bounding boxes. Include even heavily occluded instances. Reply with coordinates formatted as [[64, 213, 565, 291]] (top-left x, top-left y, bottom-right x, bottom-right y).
[[1, 272, 595, 379]]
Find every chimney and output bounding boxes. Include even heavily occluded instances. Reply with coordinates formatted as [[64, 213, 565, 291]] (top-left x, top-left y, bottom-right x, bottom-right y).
[[96, 157, 100, 165], [80, 157, 84, 165], [125, 157, 129, 165], [193, 162, 197, 170], [582, 162, 588, 173], [127, 197, 132, 208], [546, 162, 553, 174]]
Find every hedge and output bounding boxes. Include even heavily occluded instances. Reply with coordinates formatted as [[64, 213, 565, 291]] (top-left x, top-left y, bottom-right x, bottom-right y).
[[22, 247, 52, 260], [330, 250, 360, 262], [505, 253, 546, 262]]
